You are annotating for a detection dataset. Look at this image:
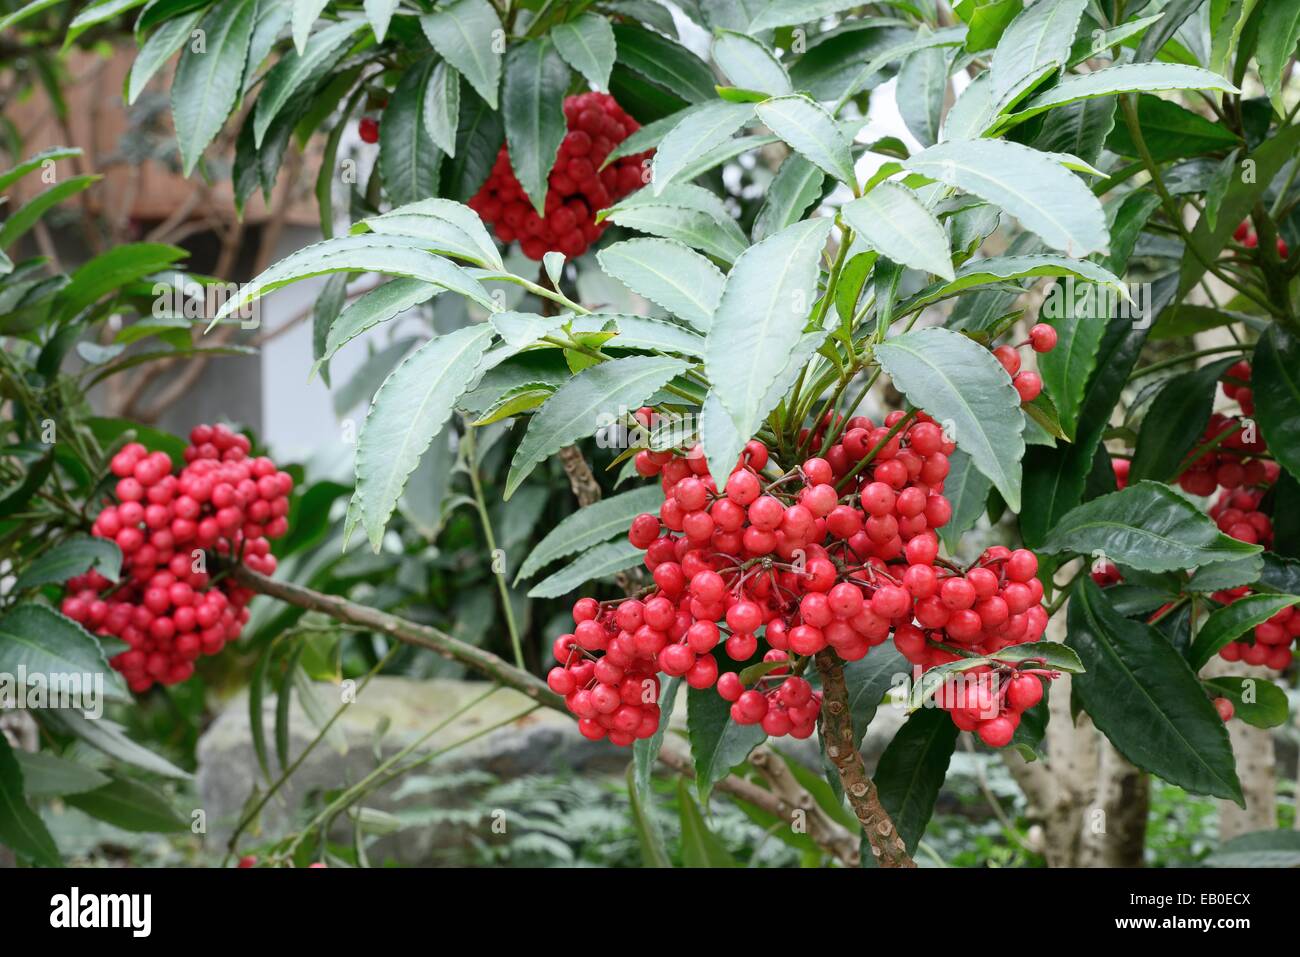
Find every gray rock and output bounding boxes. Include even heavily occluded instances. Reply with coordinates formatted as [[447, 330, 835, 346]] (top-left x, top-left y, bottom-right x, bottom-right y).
[[195, 676, 628, 863]]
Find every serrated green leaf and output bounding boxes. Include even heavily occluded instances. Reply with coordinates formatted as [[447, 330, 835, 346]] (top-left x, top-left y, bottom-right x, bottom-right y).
[[596, 238, 723, 332], [875, 326, 1026, 510], [518, 485, 662, 581], [553, 13, 617, 91], [356, 325, 495, 549], [506, 355, 688, 499], [842, 181, 954, 280], [651, 101, 754, 195], [1040, 481, 1262, 572], [901, 139, 1108, 257], [1187, 594, 1300, 672], [756, 94, 856, 186], [1253, 325, 1300, 486], [419, 0, 502, 108], [527, 540, 644, 598], [172, 0, 256, 176], [503, 38, 570, 215], [704, 217, 832, 444], [13, 536, 120, 591]]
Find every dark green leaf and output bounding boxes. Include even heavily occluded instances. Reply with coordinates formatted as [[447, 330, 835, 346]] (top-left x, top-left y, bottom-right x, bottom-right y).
[[873, 706, 959, 854]]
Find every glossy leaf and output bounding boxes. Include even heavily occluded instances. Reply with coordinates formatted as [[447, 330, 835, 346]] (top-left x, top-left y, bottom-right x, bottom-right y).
[[875, 327, 1026, 510], [841, 181, 954, 280], [1067, 577, 1243, 803], [596, 238, 723, 332], [419, 0, 502, 109]]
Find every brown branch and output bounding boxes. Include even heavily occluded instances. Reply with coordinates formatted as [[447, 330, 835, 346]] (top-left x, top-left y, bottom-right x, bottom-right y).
[[559, 444, 602, 506], [815, 649, 914, 868], [230, 564, 561, 709]]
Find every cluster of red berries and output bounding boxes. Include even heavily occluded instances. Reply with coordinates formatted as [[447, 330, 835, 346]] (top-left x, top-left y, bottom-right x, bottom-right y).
[[1094, 363, 1293, 676], [60, 425, 293, 692], [1233, 220, 1289, 259], [550, 407, 1054, 748], [992, 322, 1058, 403], [468, 92, 651, 260], [933, 666, 1045, 747]]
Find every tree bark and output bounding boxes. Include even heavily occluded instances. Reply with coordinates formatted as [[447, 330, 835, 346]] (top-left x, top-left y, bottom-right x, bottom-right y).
[[815, 650, 914, 867]]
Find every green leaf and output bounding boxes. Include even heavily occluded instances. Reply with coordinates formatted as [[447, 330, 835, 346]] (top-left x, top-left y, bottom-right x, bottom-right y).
[[54, 242, 187, 321], [518, 486, 661, 581], [677, 777, 738, 866], [128, 10, 204, 104], [990, 640, 1085, 672], [13, 536, 121, 591], [1179, 122, 1300, 297], [651, 101, 754, 195], [751, 0, 882, 30], [1253, 325, 1300, 486], [875, 326, 1026, 510], [1130, 357, 1236, 484], [1041, 481, 1262, 572], [901, 139, 1108, 257], [1105, 94, 1239, 162], [419, 61, 460, 158], [1033, 96, 1117, 169], [755, 94, 856, 186], [1203, 829, 1300, 867], [212, 234, 495, 326], [896, 39, 949, 147], [381, 58, 442, 207], [0, 736, 59, 866], [596, 238, 723, 332], [633, 674, 681, 800], [49, 709, 191, 779], [255, 19, 363, 146], [1066, 576, 1243, 803], [905, 253, 1126, 313], [359, 198, 505, 269], [356, 325, 495, 549], [0, 175, 101, 251], [0, 0, 71, 33], [503, 38, 570, 215], [1187, 594, 1300, 672], [1036, 307, 1104, 443], [1257, 0, 1300, 111], [753, 153, 824, 243], [1005, 63, 1237, 125], [290, 0, 330, 53], [704, 217, 832, 443], [873, 706, 959, 854], [15, 751, 108, 799], [841, 181, 954, 280], [363, 0, 400, 41], [527, 540, 643, 598], [602, 184, 750, 263], [961, 0, 1022, 52], [938, 447, 992, 552], [988, 0, 1088, 107], [172, 0, 256, 176], [626, 764, 670, 867], [66, 775, 188, 832], [66, 0, 149, 46], [1203, 676, 1289, 730], [316, 279, 436, 368], [687, 683, 765, 803], [843, 644, 909, 748], [612, 23, 716, 103], [1021, 308, 1152, 546], [0, 604, 128, 700], [712, 30, 791, 96], [553, 12, 617, 92], [419, 0, 502, 109], [506, 355, 688, 499], [581, 313, 705, 357]]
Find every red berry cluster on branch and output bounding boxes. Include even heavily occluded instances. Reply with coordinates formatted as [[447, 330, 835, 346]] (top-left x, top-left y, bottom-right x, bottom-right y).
[[992, 322, 1057, 403], [549, 409, 1054, 748], [1095, 363, 1293, 675], [934, 667, 1045, 747], [468, 92, 651, 260], [61, 425, 294, 692]]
